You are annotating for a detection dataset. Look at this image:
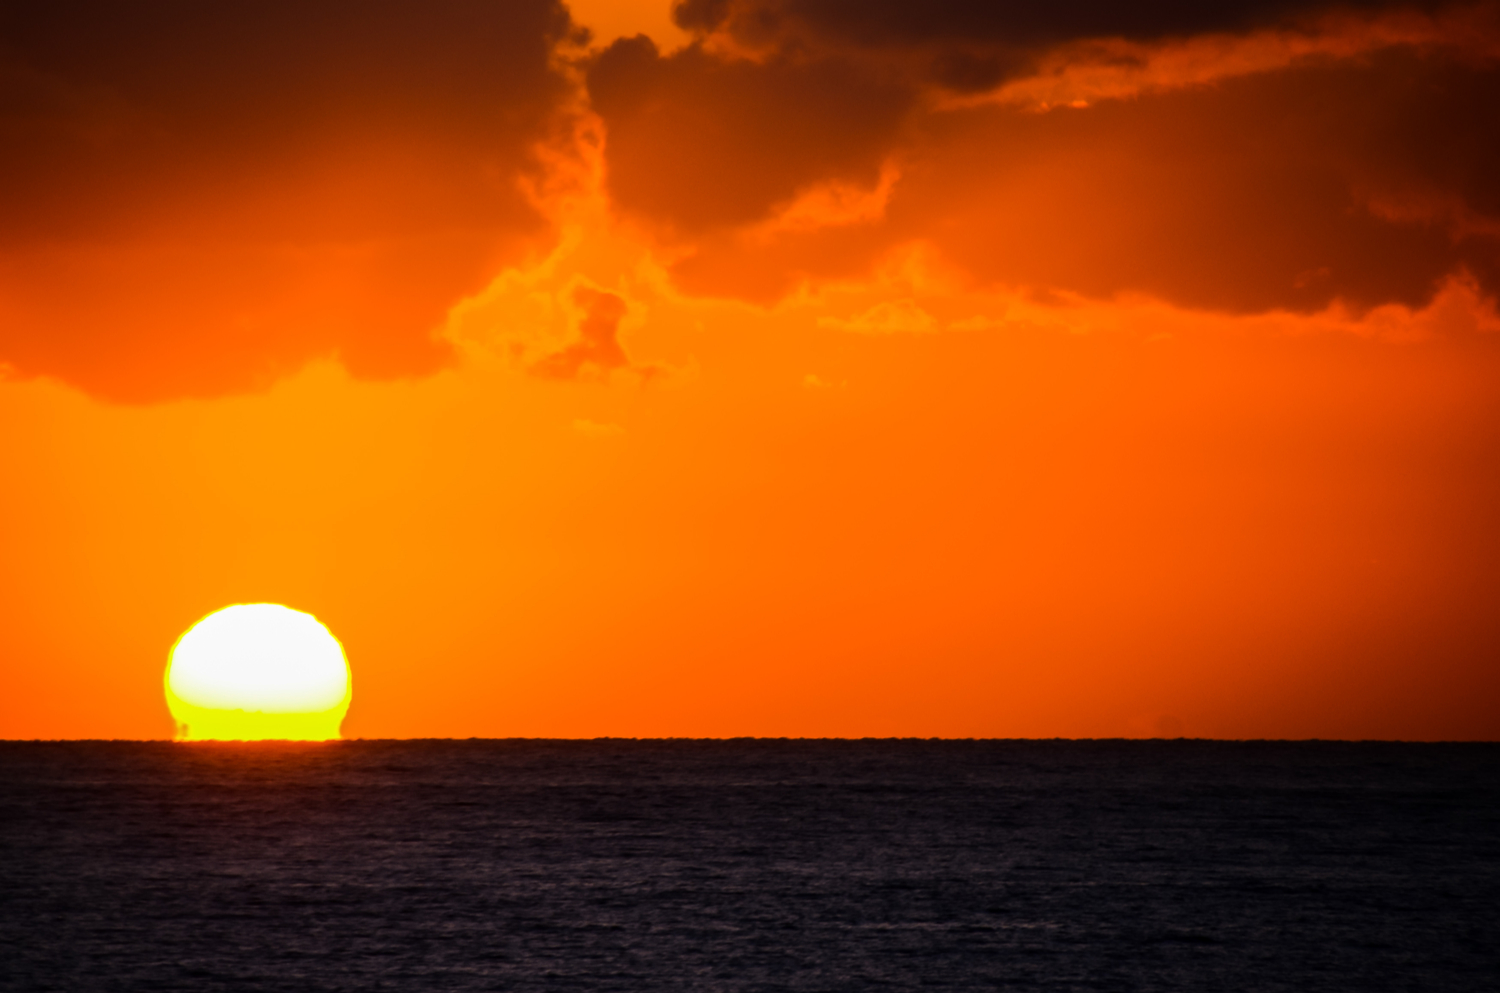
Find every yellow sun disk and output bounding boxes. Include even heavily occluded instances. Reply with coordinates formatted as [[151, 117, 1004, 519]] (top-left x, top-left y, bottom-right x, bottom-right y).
[[165, 603, 351, 741], [163, 693, 351, 741]]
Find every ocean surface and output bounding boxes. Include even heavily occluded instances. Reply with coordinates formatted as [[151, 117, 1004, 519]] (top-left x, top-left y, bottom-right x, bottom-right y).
[[1, 739, 1496, 992]]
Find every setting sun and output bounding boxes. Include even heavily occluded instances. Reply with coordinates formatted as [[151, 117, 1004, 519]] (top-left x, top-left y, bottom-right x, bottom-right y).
[[165, 604, 351, 741]]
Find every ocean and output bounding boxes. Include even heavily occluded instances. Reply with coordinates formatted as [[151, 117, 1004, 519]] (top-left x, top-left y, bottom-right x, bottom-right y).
[[1, 739, 1496, 991]]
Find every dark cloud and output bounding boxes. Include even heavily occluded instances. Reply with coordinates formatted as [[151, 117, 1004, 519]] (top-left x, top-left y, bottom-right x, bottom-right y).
[[674, 0, 1435, 49], [588, 35, 912, 232], [882, 48, 1500, 315], [0, 0, 576, 401], [591, 3, 1500, 316], [672, 0, 1447, 93]]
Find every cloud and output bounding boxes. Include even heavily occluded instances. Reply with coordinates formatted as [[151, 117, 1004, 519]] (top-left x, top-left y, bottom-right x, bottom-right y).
[[532, 286, 636, 380], [587, 34, 914, 233], [7, 0, 1496, 403], [801, 373, 846, 388], [670, 2, 1485, 118], [584, 2, 1500, 317], [671, 0, 1460, 77], [891, 47, 1500, 314], [818, 300, 936, 334], [572, 417, 626, 437], [0, 1, 578, 401], [961, 2, 1500, 110]]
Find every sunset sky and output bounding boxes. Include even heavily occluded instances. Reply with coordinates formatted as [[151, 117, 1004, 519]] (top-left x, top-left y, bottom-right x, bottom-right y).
[[2, 0, 1498, 740]]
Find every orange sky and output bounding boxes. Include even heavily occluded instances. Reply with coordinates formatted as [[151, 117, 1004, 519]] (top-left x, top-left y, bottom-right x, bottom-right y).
[[2, 0, 1499, 740]]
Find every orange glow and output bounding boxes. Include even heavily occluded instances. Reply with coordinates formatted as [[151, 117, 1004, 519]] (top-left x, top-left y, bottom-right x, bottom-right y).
[[2, 2, 1499, 742]]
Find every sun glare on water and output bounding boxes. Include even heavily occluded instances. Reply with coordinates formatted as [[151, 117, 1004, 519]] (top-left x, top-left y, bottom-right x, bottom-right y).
[[165, 604, 351, 741]]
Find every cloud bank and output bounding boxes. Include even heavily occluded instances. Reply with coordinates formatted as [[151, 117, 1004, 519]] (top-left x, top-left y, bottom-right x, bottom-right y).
[[589, 1, 1500, 310], [2, 1, 1497, 401], [0, 1, 577, 401]]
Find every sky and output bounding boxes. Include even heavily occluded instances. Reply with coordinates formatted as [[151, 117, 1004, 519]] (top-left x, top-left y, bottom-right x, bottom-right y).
[[2, 0, 1498, 740]]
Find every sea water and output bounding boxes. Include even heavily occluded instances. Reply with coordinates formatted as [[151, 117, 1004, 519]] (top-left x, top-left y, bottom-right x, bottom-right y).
[[1, 739, 1496, 991]]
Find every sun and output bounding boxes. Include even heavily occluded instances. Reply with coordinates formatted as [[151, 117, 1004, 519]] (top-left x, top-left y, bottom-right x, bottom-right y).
[[165, 604, 351, 741]]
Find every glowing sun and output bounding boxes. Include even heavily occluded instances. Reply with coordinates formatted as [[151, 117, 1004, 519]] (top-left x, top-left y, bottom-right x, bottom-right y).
[[165, 604, 351, 741]]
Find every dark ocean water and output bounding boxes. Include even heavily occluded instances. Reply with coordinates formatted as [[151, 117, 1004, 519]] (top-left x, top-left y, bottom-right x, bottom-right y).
[[1, 740, 1496, 992]]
